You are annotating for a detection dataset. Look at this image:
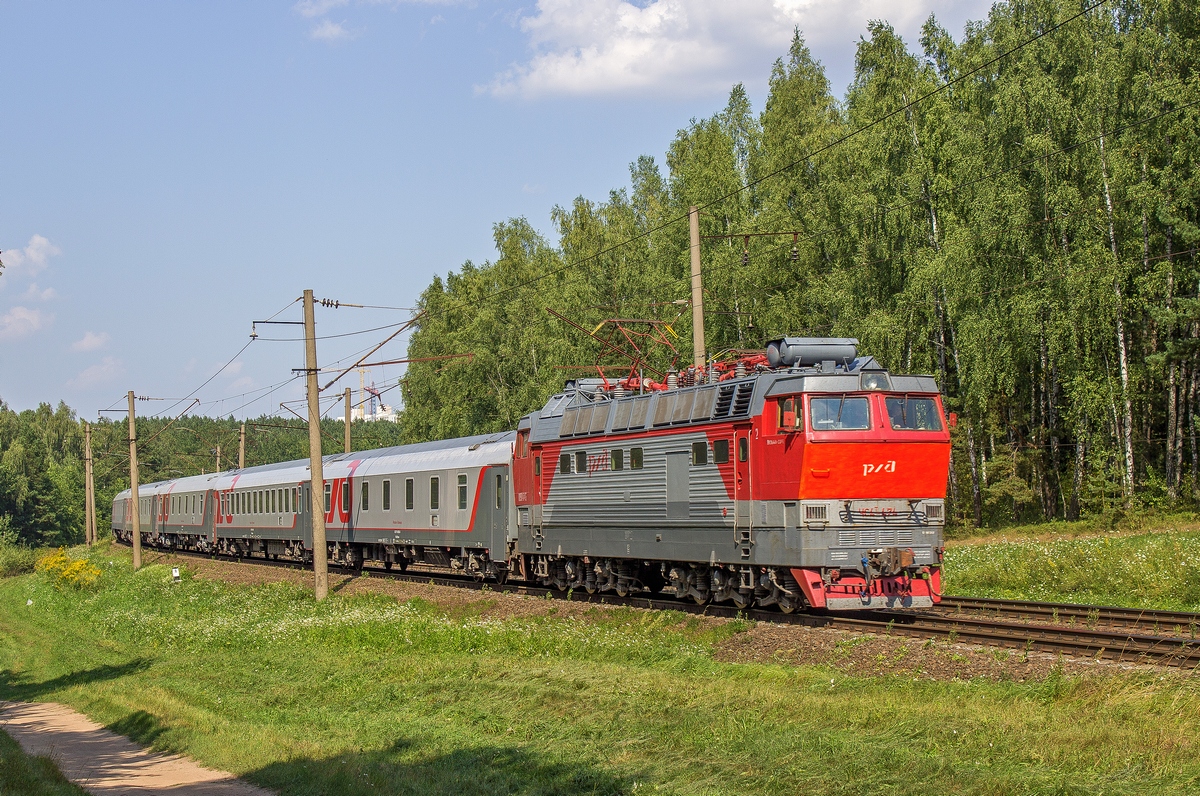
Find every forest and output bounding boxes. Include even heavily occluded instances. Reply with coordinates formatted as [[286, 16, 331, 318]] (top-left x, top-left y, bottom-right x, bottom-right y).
[[2, 0, 1199, 545], [401, 0, 1200, 528]]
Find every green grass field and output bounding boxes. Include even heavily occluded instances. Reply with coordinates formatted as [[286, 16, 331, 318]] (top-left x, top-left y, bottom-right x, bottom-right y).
[[0, 541, 1197, 795], [0, 728, 87, 796]]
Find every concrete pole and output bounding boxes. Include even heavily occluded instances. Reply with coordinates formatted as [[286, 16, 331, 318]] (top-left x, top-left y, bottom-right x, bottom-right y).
[[304, 290, 329, 601], [238, 423, 246, 469], [84, 422, 96, 545], [344, 388, 352, 454], [216, 444, 221, 472], [688, 206, 706, 372], [127, 391, 141, 570]]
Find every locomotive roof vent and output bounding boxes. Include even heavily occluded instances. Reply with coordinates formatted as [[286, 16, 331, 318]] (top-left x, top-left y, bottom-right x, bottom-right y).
[[765, 337, 858, 369]]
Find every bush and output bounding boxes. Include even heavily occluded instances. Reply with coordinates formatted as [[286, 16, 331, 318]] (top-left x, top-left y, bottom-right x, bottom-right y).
[[0, 544, 38, 577], [35, 548, 101, 590]]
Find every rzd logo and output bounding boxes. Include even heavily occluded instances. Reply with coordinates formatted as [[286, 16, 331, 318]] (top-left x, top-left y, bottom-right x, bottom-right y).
[[863, 460, 896, 476]]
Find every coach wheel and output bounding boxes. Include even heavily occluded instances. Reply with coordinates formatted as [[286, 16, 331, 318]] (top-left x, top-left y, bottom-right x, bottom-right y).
[[383, 561, 393, 571]]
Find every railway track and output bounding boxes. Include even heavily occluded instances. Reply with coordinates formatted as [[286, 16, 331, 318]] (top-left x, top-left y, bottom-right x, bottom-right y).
[[126, 543, 1200, 669]]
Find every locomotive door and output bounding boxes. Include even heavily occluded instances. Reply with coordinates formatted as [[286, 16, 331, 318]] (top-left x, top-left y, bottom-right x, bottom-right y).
[[734, 427, 752, 558]]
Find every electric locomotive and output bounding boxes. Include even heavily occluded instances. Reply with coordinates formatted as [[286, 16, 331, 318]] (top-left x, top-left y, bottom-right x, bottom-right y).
[[112, 337, 951, 612]]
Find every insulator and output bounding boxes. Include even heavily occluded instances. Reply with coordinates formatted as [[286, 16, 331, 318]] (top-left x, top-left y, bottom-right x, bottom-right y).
[[791, 233, 799, 262], [742, 235, 750, 266]]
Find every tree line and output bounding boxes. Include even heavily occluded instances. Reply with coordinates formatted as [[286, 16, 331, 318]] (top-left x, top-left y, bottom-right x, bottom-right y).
[[400, 0, 1200, 528]]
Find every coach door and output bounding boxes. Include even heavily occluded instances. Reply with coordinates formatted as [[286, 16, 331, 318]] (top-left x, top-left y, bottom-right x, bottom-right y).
[[734, 427, 752, 558]]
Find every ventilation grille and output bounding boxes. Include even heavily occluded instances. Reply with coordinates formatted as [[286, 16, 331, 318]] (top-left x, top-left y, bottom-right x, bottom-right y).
[[731, 382, 755, 416], [713, 384, 736, 418], [837, 528, 855, 546], [925, 504, 943, 520], [804, 504, 827, 521]]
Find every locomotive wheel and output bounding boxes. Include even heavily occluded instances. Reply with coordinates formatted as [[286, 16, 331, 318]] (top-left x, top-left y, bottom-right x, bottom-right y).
[[778, 594, 799, 614], [384, 561, 393, 571], [691, 592, 709, 606], [584, 582, 596, 595], [731, 591, 752, 609]]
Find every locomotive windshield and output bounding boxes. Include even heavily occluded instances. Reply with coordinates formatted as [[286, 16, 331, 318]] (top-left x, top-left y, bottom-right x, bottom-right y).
[[810, 395, 870, 430], [885, 396, 943, 431]]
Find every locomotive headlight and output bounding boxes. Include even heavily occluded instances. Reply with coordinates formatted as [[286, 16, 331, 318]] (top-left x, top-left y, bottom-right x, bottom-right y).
[[860, 372, 891, 391]]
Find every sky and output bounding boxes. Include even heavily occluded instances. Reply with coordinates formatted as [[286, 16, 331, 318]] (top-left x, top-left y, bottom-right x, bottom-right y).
[[0, 0, 992, 423]]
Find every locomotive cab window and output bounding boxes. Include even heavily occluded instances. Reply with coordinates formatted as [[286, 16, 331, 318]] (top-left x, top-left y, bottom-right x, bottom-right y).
[[692, 441, 708, 466], [886, 396, 943, 431], [713, 439, 730, 464], [630, 447, 644, 470], [810, 395, 871, 431], [778, 396, 802, 431]]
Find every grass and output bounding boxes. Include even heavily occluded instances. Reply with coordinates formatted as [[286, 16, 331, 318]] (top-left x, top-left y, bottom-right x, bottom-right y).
[[0, 728, 87, 796], [944, 526, 1200, 611], [0, 542, 1198, 794]]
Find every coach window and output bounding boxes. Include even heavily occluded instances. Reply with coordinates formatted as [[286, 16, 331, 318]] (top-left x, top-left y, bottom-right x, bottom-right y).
[[405, 478, 414, 510], [611, 449, 624, 471], [361, 481, 370, 512], [457, 474, 468, 510], [778, 396, 801, 431], [270, 490, 276, 514], [559, 453, 571, 474], [342, 482, 350, 513], [692, 441, 708, 466], [383, 480, 391, 511], [575, 451, 587, 474], [324, 483, 332, 513], [430, 477, 440, 510], [630, 447, 643, 470], [496, 474, 503, 509], [737, 438, 749, 462]]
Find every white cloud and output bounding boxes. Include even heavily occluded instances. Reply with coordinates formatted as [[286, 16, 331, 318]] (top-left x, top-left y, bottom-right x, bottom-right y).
[[21, 283, 56, 301], [71, 331, 110, 352], [224, 361, 245, 377], [311, 18, 357, 40], [228, 376, 254, 391], [295, 0, 350, 17], [1, 234, 61, 278], [67, 357, 124, 389], [487, 0, 988, 98], [0, 306, 50, 340]]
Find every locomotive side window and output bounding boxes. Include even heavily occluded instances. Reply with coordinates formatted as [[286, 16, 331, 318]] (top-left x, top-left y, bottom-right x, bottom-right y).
[[575, 451, 587, 474], [405, 478, 414, 510], [713, 439, 730, 464], [534, 455, 541, 476], [692, 441, 708, 465], [611, 449, 624, 471], [430, 477, 440, 510], [737, 438, 748, 462], [885, 396, 943, 431], [361, 481, 370, 512], [383, 480, 391, 511], [810, 395, 871, 431], [630, 447, 644, 469], [778, 396, 802, 431], [457, 474, 468, 510], [559, 453, 571, 474]]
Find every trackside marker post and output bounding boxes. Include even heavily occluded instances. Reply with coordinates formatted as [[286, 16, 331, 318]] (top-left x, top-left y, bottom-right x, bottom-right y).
[[304, 290, 329, 601], [84, 422, 96, 545]]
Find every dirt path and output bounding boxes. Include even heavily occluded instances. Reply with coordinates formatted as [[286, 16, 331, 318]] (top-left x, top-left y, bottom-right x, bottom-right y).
[[0, 701, 273, 796]]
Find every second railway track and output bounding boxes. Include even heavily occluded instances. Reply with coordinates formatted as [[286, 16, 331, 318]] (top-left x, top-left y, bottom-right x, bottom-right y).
[[130, 542, 1200, 669]]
